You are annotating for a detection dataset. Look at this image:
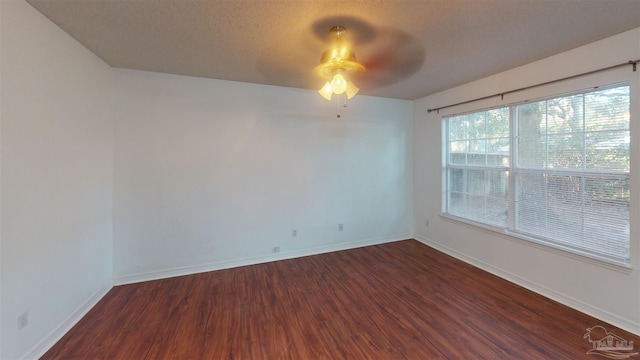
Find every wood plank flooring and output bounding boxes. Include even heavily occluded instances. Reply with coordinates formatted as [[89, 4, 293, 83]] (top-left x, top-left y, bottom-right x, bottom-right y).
[[42, 240, 639, 359]]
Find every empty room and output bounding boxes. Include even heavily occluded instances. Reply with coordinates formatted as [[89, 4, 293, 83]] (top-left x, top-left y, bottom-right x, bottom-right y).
[[2, 0, 640, 358]]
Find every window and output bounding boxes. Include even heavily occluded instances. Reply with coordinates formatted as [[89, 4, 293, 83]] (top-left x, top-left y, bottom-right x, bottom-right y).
[[444, 83, 630, 266]]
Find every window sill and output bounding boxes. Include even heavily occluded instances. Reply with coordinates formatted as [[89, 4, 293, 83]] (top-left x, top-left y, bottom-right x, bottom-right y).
[[439, 213, 635, 274]]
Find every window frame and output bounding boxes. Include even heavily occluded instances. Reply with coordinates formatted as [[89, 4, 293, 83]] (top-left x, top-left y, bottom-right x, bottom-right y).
[[441, 81, 632, 270]]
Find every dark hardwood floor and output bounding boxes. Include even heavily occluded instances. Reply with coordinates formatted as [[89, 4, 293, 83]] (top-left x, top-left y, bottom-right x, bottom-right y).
[[42, 240, 639, 359]]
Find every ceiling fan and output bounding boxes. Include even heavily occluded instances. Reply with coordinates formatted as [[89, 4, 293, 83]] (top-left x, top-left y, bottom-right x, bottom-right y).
[[310, 18, 425, 103], [313, 26, 365, 101]]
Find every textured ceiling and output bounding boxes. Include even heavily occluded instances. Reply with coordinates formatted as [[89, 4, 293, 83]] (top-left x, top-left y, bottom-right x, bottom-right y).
[[26, 0, 640, 100]]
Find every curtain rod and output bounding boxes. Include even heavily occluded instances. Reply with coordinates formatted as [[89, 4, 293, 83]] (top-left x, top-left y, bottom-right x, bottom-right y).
[[427, 59, 639, 114]]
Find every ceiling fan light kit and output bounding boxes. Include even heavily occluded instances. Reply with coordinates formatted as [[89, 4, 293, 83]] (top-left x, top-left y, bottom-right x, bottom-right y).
[[314, 26, 365, 102]]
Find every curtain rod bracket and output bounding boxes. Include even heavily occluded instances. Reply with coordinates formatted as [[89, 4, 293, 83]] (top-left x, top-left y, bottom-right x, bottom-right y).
[[631, 61, 637, 72]]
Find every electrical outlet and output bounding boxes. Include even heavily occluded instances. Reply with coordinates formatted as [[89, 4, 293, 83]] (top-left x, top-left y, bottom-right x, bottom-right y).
[[17, 312, 28, 330], [292, 230, 297, 237], [425, 219, 430, 228], [273, 246, 280, 253], [338, 224, 343, 231]]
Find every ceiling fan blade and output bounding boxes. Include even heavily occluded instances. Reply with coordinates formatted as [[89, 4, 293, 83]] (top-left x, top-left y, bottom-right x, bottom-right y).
[[357, 28, 425, 90]]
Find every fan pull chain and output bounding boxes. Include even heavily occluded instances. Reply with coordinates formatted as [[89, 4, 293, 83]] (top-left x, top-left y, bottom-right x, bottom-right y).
[[336, 94, 348, 118]]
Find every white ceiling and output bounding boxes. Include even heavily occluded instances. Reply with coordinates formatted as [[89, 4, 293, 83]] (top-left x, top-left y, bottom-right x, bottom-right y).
[[26, 0, 640, 100]]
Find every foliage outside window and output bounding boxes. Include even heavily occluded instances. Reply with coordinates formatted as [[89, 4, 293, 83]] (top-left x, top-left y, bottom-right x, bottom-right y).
[[444, 84, 630, 265]]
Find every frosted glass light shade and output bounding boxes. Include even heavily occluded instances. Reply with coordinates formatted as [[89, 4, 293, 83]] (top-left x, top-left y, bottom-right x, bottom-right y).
[[330, 74, 347, 94], [345, 81, 359, 99], [319, 81, 333, 101]]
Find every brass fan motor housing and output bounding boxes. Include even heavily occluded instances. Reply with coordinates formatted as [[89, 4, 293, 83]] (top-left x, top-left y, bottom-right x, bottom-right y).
[[313, 26, 365, 79]]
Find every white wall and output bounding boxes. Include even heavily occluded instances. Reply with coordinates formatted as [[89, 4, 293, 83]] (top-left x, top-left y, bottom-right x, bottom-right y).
[[112, 70, 413, 283], [414, 28, 640, 335], [0, 1, 114, 358]]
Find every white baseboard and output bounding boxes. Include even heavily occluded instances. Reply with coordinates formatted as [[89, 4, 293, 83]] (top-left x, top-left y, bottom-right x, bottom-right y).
[[21, 282, 113, 360], [113, 234, 411, 286], [414, 235, 640, 336]]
